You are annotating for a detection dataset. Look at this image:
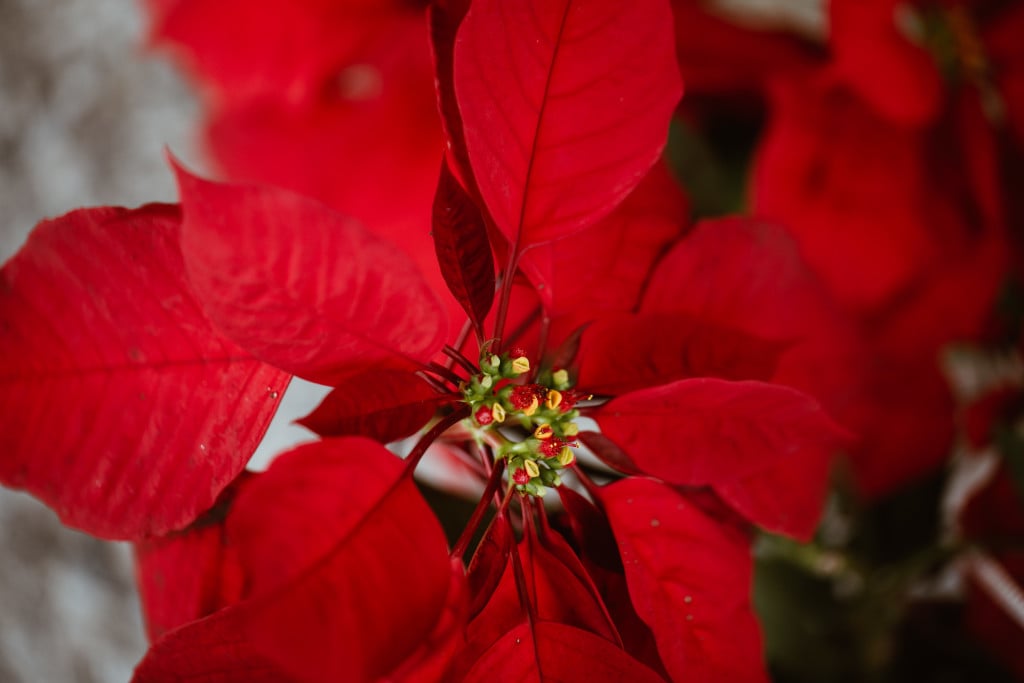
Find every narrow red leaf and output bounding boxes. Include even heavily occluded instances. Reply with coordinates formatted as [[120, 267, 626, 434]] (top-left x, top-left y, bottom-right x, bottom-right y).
[[174, 163, 448, 385], [454, 0, 682, 247], [133, 438, 455, 682], [462, 621, 667, 683], [431, 159, 496, 336], [599, 478, 768, 683], [0, 204, 288, 539], [591, 378, 845, 485], [576, 311, 783, 396], [296, 367, 444, 442]]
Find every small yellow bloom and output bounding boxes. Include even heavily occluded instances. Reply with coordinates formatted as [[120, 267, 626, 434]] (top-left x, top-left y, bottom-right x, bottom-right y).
[[491, 403, 506, 423], [524, 459, 540, 478]]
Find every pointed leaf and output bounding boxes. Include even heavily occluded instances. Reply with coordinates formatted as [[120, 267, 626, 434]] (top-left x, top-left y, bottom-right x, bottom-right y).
[[462, 621, 666, 683], [599, 478, 768, 683], [454, 0, 682, 246], [174, 163, 448, 386], [134, 438, 455, 682], [296, 367, 444, 442], [431, 159, 496, 335], [577, 311, 783, 396], [591, 378, 845, 484], [0, 204, 288, 539]]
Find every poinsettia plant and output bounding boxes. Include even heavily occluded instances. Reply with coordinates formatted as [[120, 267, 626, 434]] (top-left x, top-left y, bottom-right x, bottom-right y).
[[0, 0, 856, 680]]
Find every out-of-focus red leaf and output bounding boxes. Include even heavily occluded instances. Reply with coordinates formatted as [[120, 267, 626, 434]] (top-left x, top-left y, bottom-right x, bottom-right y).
[[0, 204, 288, 539], [462, 621, 667, 682], [591, 378, 845, 485], [134, 474, 252, 641], [600, 478, 768, 683], [428, 0, 476, 193], [174, 164, 447, 385], [829, 0, 942, 126], [145, 0, 418, 105], [518, 162, 688, 327], [431, 159, 495, 336], [670, 0, 823, 94], [576, 311, 782, 396], [296, 368, 444, 442], [453, 0, 682, 247], [133, 438, 454, 682]]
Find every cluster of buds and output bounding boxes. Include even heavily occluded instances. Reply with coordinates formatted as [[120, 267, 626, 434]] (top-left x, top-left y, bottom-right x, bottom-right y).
[[461, 346, 590, 497]]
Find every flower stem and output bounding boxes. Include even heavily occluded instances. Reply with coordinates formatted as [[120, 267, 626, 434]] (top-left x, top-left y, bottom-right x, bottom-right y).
[[402, 406, 470, 477], [451, 459, 507, 561]]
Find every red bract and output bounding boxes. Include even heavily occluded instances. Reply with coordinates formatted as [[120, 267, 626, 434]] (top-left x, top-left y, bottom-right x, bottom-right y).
[[0, 204, 288, 539], [452, 0, 682, 247]]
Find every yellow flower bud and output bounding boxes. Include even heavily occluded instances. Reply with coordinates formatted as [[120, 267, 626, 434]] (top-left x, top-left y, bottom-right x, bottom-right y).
[[534, 424, 554, 440], [511, 356, 530, 375], [524, 459, 540, 478], [562, 422, 579, 437], [545, 390, 562, 410], [491, 403, 506, 423], [557, 446, 575, 467], [522, 396, 539, 417], [552, 369, 569, 387]]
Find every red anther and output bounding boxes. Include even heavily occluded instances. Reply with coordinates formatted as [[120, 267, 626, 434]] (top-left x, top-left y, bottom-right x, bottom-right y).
[[538, 437, 567, 458], [474, 404, 494, 426], [508, 345, 529, 361], [512, 468, 531, 485], [558, 388, 591, 412], [510, 384, 546, 410]]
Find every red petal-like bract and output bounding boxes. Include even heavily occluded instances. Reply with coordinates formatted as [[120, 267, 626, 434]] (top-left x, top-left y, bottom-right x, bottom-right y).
[[174, 164, 447, 385], [453, 0, 682, 247], [296, 368, 444, 443], [431, 159, 496, 337], [600, 478, 768, 683], [589, 378, 847, 536], [518, 162, 688, 330], [576, 311, 782, 396], [133, 438, 456, 682], [0, 204, 287, 539], [462, 621, 666, 683], [134, 474, 251, 641]]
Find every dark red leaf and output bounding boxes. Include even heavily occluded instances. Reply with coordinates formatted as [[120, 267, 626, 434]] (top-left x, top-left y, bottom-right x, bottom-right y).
[[578, 432, 643, 477], [0, 204, 288, 539], [599, 478, 768, 683], [174, 163, 448, 385], [462, 621, 666, 682], [133, 438, 455, 682], [576, 311, 783, 396], [296, 368, 444, 442], [431, 159, 496, 336], [453, 0, 682, 247]]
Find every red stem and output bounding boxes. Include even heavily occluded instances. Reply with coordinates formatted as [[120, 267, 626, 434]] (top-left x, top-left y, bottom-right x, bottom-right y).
[[450, 459, 507, 561], [402, 406, 470, 477]]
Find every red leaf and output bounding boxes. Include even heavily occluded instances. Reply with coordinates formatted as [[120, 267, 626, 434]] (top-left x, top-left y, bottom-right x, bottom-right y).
[[0, 204, 288, 539], [431, 159, 496, 336], [592, 378, 845, 484], [134, 474, 252, 641], [296, 368, 443, 442], [133, 438, 455, 682], [576, 311, 783, 396], [453, 0, 682, 247], [518, 162, 688, 328], [599, 478, 768, 683], [174, 163, 448, 385], [462, 621, 666, 683]]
